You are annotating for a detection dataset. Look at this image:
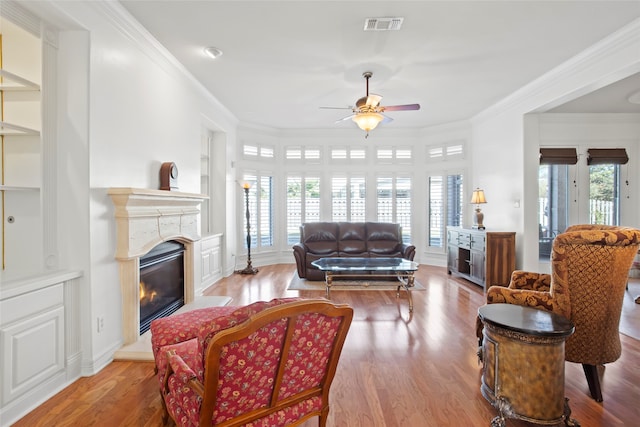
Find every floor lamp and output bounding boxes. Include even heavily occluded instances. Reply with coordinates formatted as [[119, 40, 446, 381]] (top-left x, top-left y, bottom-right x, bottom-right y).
[[236, 182, 258, 274]]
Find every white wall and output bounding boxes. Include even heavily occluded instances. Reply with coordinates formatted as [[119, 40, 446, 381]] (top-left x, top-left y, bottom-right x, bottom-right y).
[[27, 1, 239, 373], [471, 18, 640, 272]]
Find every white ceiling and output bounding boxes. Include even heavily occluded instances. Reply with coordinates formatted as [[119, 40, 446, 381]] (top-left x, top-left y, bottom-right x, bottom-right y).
[[119, 1, 640, 130]]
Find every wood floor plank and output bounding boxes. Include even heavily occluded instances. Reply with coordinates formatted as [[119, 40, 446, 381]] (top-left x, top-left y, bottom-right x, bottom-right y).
[[12, 264, 640, 427]]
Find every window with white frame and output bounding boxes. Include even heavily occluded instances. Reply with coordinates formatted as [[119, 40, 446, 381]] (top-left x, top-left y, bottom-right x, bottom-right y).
[[330, 147, 366, 161], [537, 147, 628, 259], [243, 144, 274, 160], [285, 146, 322, 162], [375, 147, 413, 163], [588, 164, 621, 225], [331, 175, 366, 222], [286, 175, 320, 244], [376, 176, 411, 243], [428, 173, 464, 248], [426, 142, 464, 163]]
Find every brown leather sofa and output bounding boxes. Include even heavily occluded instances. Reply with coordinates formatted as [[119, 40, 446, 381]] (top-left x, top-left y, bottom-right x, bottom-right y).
[[293, 222, 416, 281]]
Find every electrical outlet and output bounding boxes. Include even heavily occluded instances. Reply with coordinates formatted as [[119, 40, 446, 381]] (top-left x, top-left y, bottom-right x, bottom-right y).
[[97, 317, 105, 333]]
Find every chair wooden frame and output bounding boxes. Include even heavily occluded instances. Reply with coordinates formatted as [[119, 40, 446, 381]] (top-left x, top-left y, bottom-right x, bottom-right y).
[[161, 299, 353, 427]]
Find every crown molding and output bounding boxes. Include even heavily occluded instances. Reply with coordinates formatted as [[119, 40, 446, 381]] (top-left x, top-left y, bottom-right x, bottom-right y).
[[87, 1, 238, 127], [1, 1, 41, 37]]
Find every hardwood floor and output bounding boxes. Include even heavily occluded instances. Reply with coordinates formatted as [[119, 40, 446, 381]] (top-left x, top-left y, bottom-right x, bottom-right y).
[[13, 264, 640, 427]]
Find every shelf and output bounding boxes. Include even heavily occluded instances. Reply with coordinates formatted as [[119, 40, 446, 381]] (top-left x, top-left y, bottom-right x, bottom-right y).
[[0, 185, 40, 191], [0, 70, 40, 91], [0, 121, 40, 136]]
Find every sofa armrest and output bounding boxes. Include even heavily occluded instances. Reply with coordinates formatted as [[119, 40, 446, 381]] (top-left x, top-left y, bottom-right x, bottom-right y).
[[401, 244, 416, 261], [293, 243, 307, 277]]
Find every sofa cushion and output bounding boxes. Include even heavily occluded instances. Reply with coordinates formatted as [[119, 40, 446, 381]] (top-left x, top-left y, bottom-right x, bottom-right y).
[[337, 222, 367, 254], [366, 222, 402, 255], [301, 222, 339, 255]]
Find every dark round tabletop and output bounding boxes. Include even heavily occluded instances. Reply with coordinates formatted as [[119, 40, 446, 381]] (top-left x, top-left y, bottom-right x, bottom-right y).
[[478, 303, 574, 337]]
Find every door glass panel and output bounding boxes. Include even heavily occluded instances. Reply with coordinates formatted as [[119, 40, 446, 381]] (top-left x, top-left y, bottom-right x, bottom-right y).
[[589, 164, 619, 225], [538, 164, 569, 259]]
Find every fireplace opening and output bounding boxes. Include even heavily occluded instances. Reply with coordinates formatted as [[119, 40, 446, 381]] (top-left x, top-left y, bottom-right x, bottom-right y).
[[139, 240, 185, 335]]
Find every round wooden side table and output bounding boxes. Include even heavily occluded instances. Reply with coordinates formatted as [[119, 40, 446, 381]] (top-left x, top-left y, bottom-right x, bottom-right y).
[[478, 304, 580, 427]]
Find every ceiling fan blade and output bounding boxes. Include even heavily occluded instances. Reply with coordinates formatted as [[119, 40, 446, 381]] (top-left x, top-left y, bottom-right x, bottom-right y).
[[335, 114, 355, 123], [382, 103, 420, 112], [366, 94, 382, 107], [320, 106, 353, 110], [381, 115, 394, 124]]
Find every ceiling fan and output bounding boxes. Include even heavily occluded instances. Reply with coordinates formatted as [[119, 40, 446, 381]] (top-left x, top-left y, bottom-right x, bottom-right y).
[[322, 71, 420, 137]]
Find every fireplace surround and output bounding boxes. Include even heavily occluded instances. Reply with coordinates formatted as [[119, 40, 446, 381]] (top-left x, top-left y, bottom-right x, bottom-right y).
[[108, 188, 207, 345]]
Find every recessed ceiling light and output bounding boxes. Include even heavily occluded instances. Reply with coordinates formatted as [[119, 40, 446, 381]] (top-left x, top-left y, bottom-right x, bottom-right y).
[[204, 47, 223, 59], [628, 89, 640, 105]]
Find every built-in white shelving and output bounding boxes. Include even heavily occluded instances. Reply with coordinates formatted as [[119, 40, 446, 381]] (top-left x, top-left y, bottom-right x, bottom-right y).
[[0, 120, 40, 136]]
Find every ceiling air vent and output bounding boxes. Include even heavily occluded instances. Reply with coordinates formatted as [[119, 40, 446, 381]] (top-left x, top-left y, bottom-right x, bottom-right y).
[[364, 17, 404, 31]]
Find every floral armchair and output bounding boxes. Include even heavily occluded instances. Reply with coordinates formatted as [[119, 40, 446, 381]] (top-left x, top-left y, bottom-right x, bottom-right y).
[[150, 298, 353, 426], [477, 224, 640, 402]]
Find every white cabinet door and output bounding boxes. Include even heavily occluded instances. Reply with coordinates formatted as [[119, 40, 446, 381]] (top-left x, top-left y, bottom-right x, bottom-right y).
[[1, 305, 64, 405]]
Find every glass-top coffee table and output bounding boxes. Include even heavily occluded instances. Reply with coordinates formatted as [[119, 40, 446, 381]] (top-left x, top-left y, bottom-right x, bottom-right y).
[[311, 257, 419, 312]]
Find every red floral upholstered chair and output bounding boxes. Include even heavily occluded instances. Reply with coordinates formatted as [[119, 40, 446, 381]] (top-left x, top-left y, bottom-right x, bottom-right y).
[[151, 298, 353, 426], [478, 224, 640, 402]]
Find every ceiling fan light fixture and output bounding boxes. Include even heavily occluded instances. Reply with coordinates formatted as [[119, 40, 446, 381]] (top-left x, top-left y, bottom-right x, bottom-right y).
[[203, 46, 223, 59], [352, 111, 383, 132]]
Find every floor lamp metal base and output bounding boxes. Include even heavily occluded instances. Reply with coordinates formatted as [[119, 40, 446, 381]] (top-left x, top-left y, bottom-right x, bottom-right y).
[[236, 265, 259, 275]]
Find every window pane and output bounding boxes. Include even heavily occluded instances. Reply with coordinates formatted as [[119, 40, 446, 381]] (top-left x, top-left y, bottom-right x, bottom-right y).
[[259, 176, 273, 247], [331, 176, 366, 222], [286, 148, 302, 159], [396, 177, 412, 243], [538, 164, 569, 259], [376, 176, 411, 243], [350, 149, 366, 159], [331, 149, 347, 159], [589, 164, 619, 225], [332, 177, 347, 222], [305, 148, 320, 159], [243, 145, 258, 156], [429, 174, 463, 248], [429, 176, 443, 246], [376, 177, 394, 222], [350, 177, 366, 222], [286, 176, 302, 244], [305, 177, 321, 223]]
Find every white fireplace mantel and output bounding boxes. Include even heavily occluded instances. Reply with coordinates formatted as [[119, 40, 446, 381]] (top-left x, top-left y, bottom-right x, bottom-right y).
[[108, 187, 208, 344], [108, 187, 208, 260]]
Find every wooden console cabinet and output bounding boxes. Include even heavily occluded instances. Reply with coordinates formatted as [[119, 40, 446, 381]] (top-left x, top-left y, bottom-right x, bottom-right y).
[[447, 227, 516, 290]]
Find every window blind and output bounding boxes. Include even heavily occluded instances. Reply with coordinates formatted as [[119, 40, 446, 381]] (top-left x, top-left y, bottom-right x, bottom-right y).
[[587, 148, 629, 165], [539, 148, 578, 165]]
